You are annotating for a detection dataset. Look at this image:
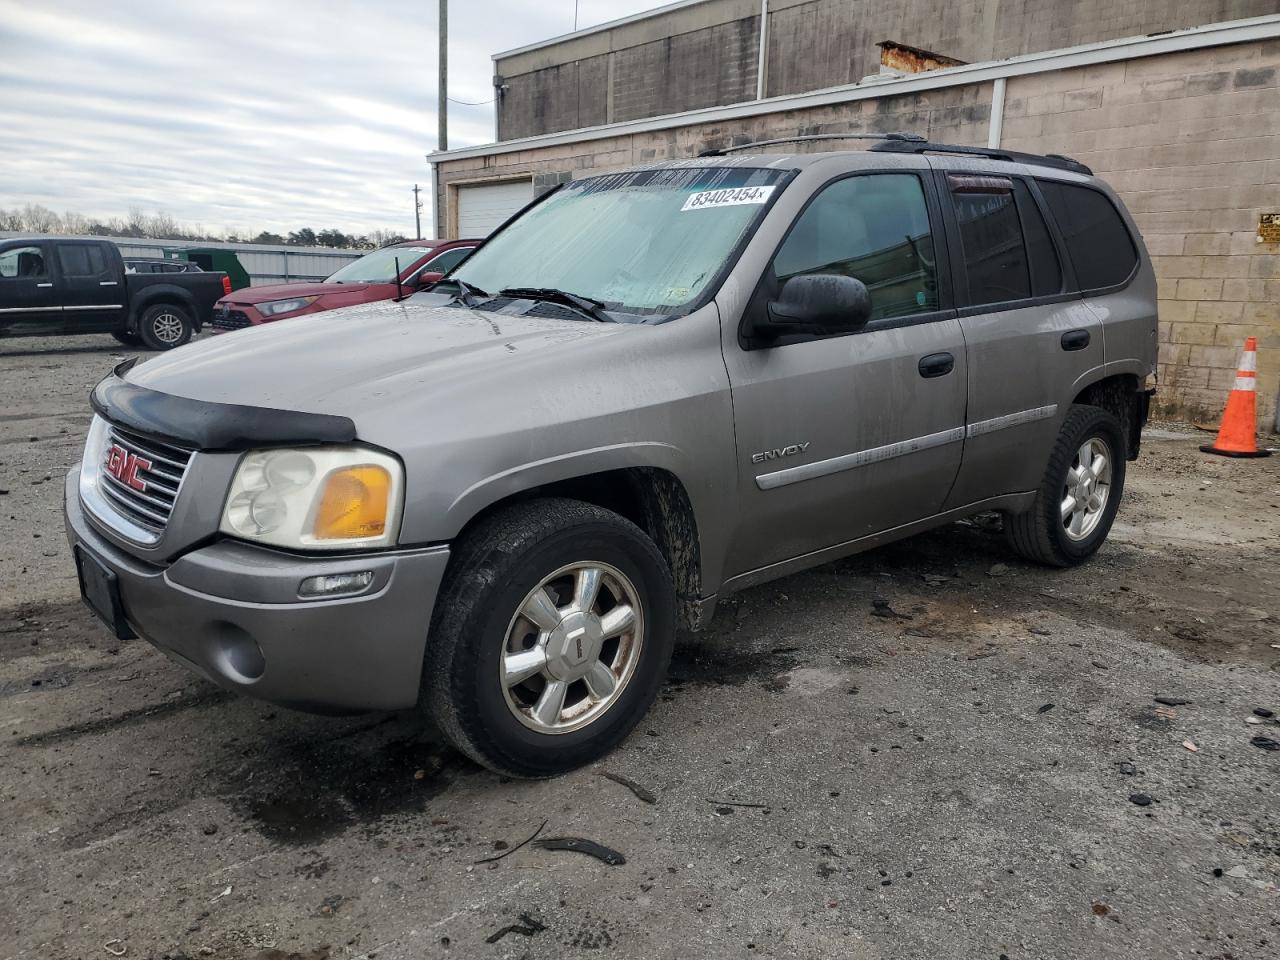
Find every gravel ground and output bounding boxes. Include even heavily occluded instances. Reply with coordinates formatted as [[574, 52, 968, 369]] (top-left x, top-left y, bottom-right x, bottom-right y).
[[2, 334, 1278, 960]]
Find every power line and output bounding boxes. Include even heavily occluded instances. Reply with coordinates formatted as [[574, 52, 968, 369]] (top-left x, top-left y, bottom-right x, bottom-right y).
[[447, 95, 495, 105]]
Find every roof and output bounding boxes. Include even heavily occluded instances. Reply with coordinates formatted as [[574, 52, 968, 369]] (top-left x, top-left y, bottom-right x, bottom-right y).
[[429, 14, 1280, 166]]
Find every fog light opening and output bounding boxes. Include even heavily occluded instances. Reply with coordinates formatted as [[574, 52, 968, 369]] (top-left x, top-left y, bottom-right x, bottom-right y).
[[212, 623, 265, 683], [299, 570, 375, 598]]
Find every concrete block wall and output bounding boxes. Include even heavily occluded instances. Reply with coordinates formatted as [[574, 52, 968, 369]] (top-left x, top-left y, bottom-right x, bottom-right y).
[[441, 39, 1279, 425], [495, 0, 1279, 140], [1000, 40, 1280, 423]]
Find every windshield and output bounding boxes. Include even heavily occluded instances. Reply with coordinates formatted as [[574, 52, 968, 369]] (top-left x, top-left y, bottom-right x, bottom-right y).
[[451, 166, 789, 321], [327, 246, 432, 283]]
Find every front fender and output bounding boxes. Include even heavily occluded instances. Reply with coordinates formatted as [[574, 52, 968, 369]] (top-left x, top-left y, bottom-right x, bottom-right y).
[[442, 440, 699, 539]]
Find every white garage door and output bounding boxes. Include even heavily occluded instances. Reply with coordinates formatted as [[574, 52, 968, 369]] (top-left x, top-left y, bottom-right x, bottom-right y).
[[456, 179, 534, 237]]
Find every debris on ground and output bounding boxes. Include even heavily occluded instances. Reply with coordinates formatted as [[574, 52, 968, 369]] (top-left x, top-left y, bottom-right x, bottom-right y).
[[1182, 740, 1198, 752], [1154, 696, 1191, 706], [484, 913, 546, 944], [987, 563, 1009, 577], [601, 770, 657, 804], [1037, 703, 1055, 714], [209, 885, 232, 902], [1118, 761, 1137, 776], [473, 819, 548, 865], [1154, 706, 1178, 720], [1254, 707, 1275, 719], [1249, 736, 1280, 751], [704, 798, 769, 809], [534, 836, 626, 866], [871, 599, 912, 620], [103, 940, 126, 956], [1129, 793, 1154, 806]]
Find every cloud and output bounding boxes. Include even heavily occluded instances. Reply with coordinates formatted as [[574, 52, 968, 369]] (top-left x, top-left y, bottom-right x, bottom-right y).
[[0, 0, 673, 237]]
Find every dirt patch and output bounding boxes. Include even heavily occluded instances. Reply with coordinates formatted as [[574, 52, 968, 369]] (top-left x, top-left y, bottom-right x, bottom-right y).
[[234, 731, 464, 846]]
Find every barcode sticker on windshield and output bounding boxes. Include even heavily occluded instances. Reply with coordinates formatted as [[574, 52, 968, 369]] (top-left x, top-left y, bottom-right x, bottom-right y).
[[681, 185, 776, 212]]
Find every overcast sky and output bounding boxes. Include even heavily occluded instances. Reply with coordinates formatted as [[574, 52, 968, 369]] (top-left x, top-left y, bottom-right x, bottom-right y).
[[0, 0, 672, 237]]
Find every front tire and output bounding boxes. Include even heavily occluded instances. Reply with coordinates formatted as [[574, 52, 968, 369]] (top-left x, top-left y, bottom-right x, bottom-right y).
[[138, 303, 193, 350], [423, 498, 676, 778], [1005, 404, 1127, 567]]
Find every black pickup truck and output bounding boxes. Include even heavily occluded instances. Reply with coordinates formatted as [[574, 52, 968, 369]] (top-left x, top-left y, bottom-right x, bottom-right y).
[[0, 238, 229, 350]]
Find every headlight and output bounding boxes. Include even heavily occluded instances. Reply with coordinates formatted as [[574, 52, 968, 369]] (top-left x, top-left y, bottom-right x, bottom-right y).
[[258, 296, 319, 317], [220, 447, 404, 550]]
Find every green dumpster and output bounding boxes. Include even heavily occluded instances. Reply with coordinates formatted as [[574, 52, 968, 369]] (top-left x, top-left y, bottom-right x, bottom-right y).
[[164, 247, 251, 291]]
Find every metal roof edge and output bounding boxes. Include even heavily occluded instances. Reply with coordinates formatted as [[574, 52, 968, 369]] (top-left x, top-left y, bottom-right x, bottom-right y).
[[431, 14, 1280, 165]]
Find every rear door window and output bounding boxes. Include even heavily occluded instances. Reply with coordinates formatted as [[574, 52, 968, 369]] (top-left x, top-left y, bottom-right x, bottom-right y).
[[1037, 180, 1138, 290], [1014, 180, 1062, 297], [948, 174, 1031, 306], [57, 243, 110, 278]]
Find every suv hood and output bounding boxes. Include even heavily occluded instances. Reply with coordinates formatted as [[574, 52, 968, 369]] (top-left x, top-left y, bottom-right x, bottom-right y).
[[127, 297, 634, 420], [221, 280, 374, 303]]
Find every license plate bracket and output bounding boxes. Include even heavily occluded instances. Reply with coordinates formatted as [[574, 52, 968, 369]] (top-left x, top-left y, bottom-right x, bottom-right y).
[[75, 547, 136, 641]]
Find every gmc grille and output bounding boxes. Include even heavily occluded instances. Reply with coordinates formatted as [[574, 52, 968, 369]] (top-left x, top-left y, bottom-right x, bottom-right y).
[[99, 425, 193, 534]]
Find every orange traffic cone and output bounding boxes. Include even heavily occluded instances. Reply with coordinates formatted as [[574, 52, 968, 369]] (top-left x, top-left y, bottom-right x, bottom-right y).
[[1200, 336, 1270, 458]]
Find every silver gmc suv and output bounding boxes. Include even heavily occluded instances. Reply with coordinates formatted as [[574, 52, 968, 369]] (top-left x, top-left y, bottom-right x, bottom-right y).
[[65, 138, 1157, 777]]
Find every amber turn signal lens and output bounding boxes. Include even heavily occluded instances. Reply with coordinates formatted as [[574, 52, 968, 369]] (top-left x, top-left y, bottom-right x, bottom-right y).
[[312, 465, 391, 540]]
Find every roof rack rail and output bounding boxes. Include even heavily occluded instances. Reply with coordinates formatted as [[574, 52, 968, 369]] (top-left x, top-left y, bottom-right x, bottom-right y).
[[866, 138, 1092, 174], [697, 131, 925, 157]]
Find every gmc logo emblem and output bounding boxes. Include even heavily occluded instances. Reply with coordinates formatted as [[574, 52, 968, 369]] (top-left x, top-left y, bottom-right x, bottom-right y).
[[104, 444, 151, 492]]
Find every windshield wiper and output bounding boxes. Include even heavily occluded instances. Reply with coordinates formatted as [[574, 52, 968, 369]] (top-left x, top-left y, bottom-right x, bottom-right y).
[[433, 277, 489, 307], [499, 286, 613, 323]]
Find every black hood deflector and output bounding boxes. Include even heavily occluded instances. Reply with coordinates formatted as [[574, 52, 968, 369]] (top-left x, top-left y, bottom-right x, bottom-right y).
[[91, 360, 357, 451]]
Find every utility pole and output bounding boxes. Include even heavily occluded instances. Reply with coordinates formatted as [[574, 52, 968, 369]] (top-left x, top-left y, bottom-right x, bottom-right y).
[[437, 0, 448, 151], [412, 184, 422, 239]]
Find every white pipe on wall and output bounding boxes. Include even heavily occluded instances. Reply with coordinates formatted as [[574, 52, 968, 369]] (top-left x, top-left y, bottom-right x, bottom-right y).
[[987, 76, 1006, 148], [756, 0, 769, 100]]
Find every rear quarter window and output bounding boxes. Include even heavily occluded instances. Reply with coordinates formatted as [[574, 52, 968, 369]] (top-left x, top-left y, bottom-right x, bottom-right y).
[[1037, 181, 1138, 291]]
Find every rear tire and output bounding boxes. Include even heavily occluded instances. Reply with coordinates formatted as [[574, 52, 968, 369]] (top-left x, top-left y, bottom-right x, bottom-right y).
[[423, 498, 676, 778], [1005, 404, 1127, 567], [138, 303, 193, 350], [110, 330, 142, 347]]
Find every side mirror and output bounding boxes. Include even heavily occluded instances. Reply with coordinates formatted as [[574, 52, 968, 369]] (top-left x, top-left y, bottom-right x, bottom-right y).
[[762, 274, 871, 336], [413, 270, 445, 289]]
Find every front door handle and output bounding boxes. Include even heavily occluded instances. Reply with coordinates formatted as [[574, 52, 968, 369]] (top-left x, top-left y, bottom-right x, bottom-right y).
[[918, 352, 955, 378], [36, 282, 53, 288], [99, 280, 119, 286], [1061, 329, 1091, 351]]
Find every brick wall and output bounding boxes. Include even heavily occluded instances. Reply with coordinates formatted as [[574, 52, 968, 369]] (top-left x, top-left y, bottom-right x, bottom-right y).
[[442, 39, 1280, 424]]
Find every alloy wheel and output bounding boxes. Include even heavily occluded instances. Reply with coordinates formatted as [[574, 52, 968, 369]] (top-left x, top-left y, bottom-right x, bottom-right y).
[[500, 562, 644, 734]]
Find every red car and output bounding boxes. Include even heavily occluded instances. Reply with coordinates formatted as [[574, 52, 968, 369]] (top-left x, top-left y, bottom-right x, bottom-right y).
[[210, 239, 478, 331]]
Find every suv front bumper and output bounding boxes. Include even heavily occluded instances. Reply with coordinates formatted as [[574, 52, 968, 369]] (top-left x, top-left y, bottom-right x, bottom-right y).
[[64, 469, 450, 712]]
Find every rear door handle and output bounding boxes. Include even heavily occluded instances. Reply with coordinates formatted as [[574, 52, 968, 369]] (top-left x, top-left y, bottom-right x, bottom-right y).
[[1061, 329, 1091, 351], [918, 352, 955, 378], [36, 282, 53, 288], [99, 280, 118, 286]]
